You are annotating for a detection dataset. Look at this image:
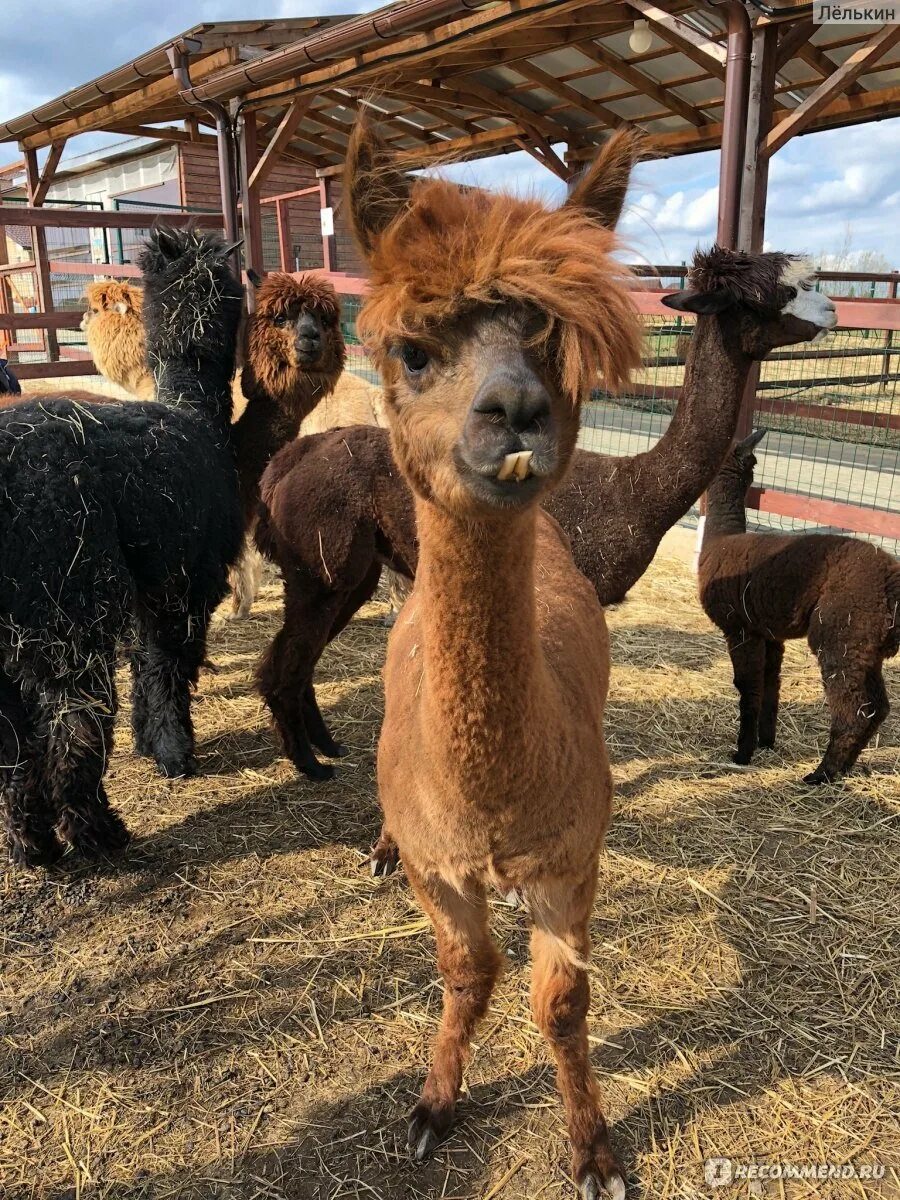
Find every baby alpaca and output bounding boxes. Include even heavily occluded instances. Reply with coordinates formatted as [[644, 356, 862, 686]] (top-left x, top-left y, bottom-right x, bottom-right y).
[[700, 429, 899, 783], [81, 280, 155, 398], [346, 116, 643, 1198]]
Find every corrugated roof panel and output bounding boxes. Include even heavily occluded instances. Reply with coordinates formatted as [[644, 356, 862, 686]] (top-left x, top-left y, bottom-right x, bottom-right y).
[[569, 73, 623, 100], [527, 48, 599, 76], [676, 78, 722, 105]]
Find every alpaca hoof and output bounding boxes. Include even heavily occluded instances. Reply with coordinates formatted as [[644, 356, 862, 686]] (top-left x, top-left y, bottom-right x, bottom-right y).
[[299, 757, 335, 782], [156, 754, 198, 779], [758, 736, 776, 749], [370, 832, 400, 877], [8, 833, 64, 870], [579, 1171, 627, 1200], [329, 742, 350, 759], [58, 807, 131, 859], [407, 1101, 453, 1163], [803, 769, 832, 785], [732, 750, 753, 765], [200, 657, 220, 673]]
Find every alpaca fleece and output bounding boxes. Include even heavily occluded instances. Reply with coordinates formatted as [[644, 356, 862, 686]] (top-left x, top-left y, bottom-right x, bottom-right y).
[[700, 434, 899, 783], [82, 279, 154, 398], [0, 227, 244, 869]]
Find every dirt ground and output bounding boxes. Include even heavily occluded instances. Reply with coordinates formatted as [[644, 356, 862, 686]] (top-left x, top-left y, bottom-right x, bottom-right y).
[[1, 547, 898, 1200]]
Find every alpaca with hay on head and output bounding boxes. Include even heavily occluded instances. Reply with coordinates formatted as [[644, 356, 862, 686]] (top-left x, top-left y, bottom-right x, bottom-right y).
[[345, 115, 643, 1199]]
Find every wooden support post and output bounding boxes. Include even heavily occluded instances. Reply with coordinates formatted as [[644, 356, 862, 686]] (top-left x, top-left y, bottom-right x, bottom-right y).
[[276, 198, 292, 272], [22, 146, 59, 362], [319, 177, 335, 273], [735, 24, 778, 440], [238, 108, 264, 285]]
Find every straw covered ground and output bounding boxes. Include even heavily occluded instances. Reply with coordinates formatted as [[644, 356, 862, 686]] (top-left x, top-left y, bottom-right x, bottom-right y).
[[1, 547, 898, 1200]]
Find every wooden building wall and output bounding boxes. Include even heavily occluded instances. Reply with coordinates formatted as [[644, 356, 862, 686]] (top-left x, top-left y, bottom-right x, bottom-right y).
[[178, 143, 364, 275]]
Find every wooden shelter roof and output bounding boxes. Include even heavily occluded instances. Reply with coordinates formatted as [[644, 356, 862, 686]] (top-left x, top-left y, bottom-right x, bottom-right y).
[[1, 4, 898, 176]]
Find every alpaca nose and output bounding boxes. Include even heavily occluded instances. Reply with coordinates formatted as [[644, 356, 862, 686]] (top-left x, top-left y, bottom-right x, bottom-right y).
[[296, 314, 321, 350], [471, 366, 551, 436]]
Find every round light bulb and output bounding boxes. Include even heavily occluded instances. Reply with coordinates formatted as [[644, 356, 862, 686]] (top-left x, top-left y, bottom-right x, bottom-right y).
[[628, 19, 653, 55]]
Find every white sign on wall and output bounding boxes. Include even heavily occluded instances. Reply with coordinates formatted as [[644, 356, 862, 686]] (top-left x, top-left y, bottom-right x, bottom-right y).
[[320, 207, 334, 237]]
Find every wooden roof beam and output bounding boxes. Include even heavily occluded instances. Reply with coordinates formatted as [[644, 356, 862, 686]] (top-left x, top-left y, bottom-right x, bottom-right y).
[[30, 141, 66, 206], [624, 0, 726, 82], [109, 123, 218, 145], [437, 77, 576, 144], [513, 59, 632, 131], [762, 23, 900, 158], [248, 97, 312, 189], [575, 38, 706, 126], [774, 18, 816, 70], [513, 132, 570, 180], [21, 48, 236, 150]]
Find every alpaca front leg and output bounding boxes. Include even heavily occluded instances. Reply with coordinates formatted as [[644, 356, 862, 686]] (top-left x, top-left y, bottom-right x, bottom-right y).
[[257, 626, 335, 781], [758, 639, 784, 749], [530, 877, 625, 1200], [405, 866, 502, 1160], [725, 634, 766, 764], [134, 605, 210, 777]]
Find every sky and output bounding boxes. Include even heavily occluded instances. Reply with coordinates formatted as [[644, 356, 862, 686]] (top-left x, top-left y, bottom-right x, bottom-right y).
[[2, 0, 897, 268]]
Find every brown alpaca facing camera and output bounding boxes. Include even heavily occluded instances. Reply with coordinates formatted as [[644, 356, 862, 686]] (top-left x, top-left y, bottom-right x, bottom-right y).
[[700, 429, 899, 783], [229, 270, 347, 616], [81, 280, 155, 399], [347, 117, 642, 1198]]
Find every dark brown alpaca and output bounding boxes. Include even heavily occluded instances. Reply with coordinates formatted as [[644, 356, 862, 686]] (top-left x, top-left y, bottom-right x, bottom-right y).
[[254, 247, 837, 779], [700, 428, 899, 783], [344, 116, 643, 1198], [545, 247, 838, 602], [228, 270, 346, 615], [255, 424, 416, 778]]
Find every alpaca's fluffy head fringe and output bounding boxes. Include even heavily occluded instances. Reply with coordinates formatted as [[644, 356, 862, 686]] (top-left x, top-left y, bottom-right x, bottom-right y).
[[688, 246, 814, 311], [84, 279, 143, 315], [357, 179, 643, 400], [252, 272, 341, 325]]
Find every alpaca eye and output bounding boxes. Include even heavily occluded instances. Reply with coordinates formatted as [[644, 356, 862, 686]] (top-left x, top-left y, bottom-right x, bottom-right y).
[[400, 343, 429, 373], [273, 314, 287, 327]]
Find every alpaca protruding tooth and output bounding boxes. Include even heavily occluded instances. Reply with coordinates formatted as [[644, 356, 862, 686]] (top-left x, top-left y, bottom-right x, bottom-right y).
[[497, 452, 519, 481], [497, 450, 534, 482]]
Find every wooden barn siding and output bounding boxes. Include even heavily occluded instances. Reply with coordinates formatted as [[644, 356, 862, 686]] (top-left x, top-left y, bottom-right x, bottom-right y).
[[178, 144, 364, 275]]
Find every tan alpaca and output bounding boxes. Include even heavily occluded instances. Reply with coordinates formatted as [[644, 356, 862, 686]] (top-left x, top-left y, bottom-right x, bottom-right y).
[[81, 281, 155, 399], [346, 117, 643, 1199]]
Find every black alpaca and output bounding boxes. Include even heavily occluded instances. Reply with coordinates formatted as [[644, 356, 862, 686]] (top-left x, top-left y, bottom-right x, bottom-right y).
[[0, 228, 244, 868]]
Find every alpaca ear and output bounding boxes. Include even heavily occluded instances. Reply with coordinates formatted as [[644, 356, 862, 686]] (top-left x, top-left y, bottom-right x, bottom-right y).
[[345, 113, 411, 258], [736, 427, 767, 456], [246, 267, 263, 290], [662, 287, 732, 315], [564, 130, 643, 229]]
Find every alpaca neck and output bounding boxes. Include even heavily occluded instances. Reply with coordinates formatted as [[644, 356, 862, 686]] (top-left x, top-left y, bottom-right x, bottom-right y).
[[703, 465, 750, 542], [231, 391, 304, 516], [639, 312, 752, 521], [414, 498, 545, 791]]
